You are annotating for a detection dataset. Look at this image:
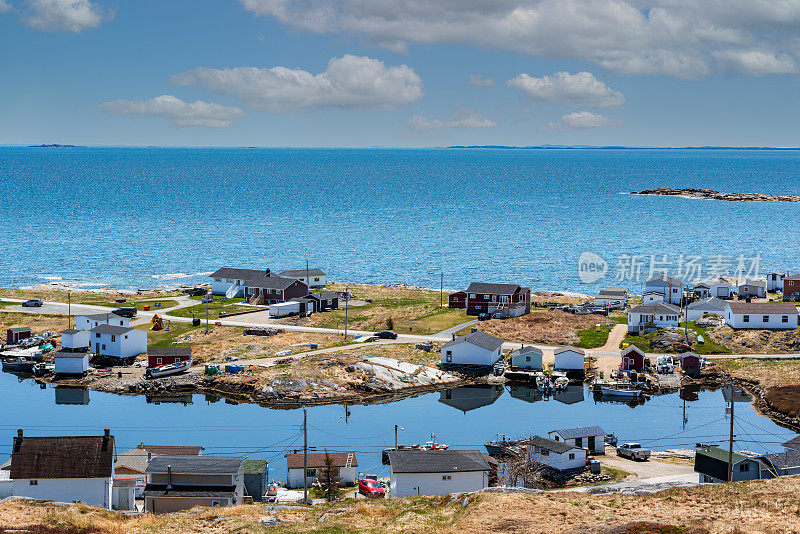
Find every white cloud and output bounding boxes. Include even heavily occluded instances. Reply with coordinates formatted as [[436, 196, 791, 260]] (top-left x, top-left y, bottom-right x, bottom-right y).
[[171, 55, 423, 112], [238, 0, 800, 78], [508, 71, 625, 108], [541, 111, 624, 131], [98, 95, 245, 128], [23, 0, 108, 32], [0, 1, 12, 13], [712, 49, 798, 76], [468, 74, 495, 87], [409, 112, 497, 131]]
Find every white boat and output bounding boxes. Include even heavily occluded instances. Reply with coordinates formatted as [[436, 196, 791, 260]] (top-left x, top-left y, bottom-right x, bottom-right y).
[[554, 376, 569, 391], [146, 359, 192, 379], [600, 384, 641, 398], [536, 374, 552, 392]]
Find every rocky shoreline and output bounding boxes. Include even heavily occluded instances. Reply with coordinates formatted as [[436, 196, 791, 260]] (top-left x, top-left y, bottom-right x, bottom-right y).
[[630, 187, 800, 203]]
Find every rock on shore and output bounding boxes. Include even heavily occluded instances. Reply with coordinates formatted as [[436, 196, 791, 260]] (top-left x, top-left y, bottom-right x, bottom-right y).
[[630, 188, 800, 202]]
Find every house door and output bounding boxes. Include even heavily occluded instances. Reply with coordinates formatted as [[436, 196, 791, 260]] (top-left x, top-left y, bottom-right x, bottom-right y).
[[588, 436, 595, 451]]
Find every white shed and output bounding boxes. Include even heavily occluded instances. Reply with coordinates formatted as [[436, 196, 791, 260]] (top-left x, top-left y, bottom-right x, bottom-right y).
[[60, 329, 89, 350], [553, 346, 585, 371], [440, 331, 504, 367], [686, 297, 728, 322], [548, 426, 606, 455], [767, 272, 785, 292], [709, 278, 734, 299], [76, 313, 129, 332], [387, 449, 490, 498], [528, 436, 587, 471], [54, 352, 89, 375], [508, 345, 543, 371], [89, 325, 147, 361], [725, 301, 799, 330]]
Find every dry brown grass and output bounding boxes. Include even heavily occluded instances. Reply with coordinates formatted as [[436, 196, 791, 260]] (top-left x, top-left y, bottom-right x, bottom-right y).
[[0, 312, 70, 335], [0, 287, 182, 305], [6, 476, 800, 533], [478, 310, 611, 345], [712, 358, 800, 389], [708, 325, 800, 354]]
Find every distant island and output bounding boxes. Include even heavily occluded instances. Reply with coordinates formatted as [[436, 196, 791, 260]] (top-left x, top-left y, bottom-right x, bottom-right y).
[[28, 144, 79, 148], [446, 145, 800, 150], [631, 188, 800, 202]]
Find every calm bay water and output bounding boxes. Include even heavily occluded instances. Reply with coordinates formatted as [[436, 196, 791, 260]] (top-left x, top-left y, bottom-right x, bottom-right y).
[[2, 147, 800, 293], [0, 371, 793, 481]]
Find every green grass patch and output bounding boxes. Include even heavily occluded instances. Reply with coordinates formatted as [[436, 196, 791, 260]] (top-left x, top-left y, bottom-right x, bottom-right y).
[[576, 324, 614, 348], [168, 299, 250, 319], [621, 321, 731, 354]]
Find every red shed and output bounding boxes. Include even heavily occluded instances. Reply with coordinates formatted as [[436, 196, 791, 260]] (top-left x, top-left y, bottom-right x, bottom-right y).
[[620, 346, 645, 372], [6, 327, 31, 345], [448, 291, 467, 309], [679, 351, 701, 372], [147, 346, 192, 368]]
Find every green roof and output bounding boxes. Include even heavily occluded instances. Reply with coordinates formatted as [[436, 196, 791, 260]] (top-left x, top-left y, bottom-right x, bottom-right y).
[[696, 447, 747, 464], [243, 459, 268, 474]]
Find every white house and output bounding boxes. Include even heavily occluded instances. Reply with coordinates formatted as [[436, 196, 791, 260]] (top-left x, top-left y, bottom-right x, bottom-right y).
[[627, 301, 682, 333], [642, 291, 665, 304], [89, 325, 147, 362], [528, 436, 587, 471], [111, 479, 136, 511], [75, 313, 129, 332], [386, 449, 490, 498], [440, 331, 504, 367], [548, 426, 607, 455], [767, 272, 786, 292], [9, 429, 115, 509], [285, 452, 357, 489], [725, 301, 799, 330], [709, 278, 734, 299], [643, 274, 684, 305], [693, 283, 710, 298], [686, 297, 728, 322], [54, 351, 89, 376], [278, 268, 327, 288], [0, 460, 11, 499], [553, 346, 585, 371], [144, 456, 245, 514], [508, 345, 543, 371], [738, 279, 766, 299], [59, 328, 89, 350]]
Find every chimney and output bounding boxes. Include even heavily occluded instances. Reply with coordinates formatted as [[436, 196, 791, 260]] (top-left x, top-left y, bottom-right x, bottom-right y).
[[452, 333, 455, 341], [166, 465, 173, 490], [148, 452, 152, 461], [101, 428, 110, 451], [17, 429, 22, 439], [265, 268, 271, 276]]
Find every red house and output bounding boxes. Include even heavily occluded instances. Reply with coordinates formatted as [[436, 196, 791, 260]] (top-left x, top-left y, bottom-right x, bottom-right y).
[[620, 346, 646, 372], [147, 346, 192, 368], [783, 274, 800, 301], [449, 282, 531, 317], [6, 327, 31, 345]]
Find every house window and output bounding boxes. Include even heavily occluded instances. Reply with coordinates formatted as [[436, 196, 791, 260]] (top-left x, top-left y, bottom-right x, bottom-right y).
[[156, 358, 162, 365], [763, 315, 769, 323], [743, 315, 750, 323], [211, 500, 221, 507], [783, 316, 789, 323], [95, 333, 100, 338], [484, 294, 489, 299], [540, 449, 549, 456], [102, 344, 106, 350], [442, 475, 452, 480], [740, 463, 749, 472], [314, 277, 320, 281], [446, 351, 452, 363], [575, 438, 582, 447], [525, 356, 531, 362], [305, 468, 316, 478], [111, 335, 116, 342], [124, 335, 128, 339], [569, 453, 575, 460], [470, 294, 476, 299], [29, 480, 38, 485]]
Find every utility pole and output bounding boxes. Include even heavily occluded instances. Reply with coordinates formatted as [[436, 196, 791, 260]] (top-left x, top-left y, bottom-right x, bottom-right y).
[[344, 283, 349, 339], [306, 259, 310, 295], [440, 273, 443, 308], [67, 292, 71, 329], [303, 408, 308, 503], [395, 424, 404, 450], [728, 379, 735, 483], [205, 291, 210, 334]]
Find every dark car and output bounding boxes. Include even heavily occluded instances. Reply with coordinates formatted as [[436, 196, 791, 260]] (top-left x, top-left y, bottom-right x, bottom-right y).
[[112, 307, 137, 318], [477, 312, 493, 321], [374, 330, 398, 339], [186, 287, 208, 297], [21, 299, 43, 307]]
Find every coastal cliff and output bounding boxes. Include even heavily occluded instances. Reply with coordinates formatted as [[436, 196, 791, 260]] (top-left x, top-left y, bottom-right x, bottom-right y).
[[630, 187, 800, 202]]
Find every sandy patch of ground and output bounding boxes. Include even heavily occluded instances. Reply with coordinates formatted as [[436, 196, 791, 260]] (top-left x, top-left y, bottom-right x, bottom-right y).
[[478, 310, 612, 345]]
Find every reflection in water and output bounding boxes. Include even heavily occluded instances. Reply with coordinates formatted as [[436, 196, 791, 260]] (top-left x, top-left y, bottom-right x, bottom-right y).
[[592, 390, 648, 408], [146, 394, 193, 405], [54, 387, 90, 405], [438, 385, 503, 412], [553, 385, 584, 405], [508, 386, 543, 404]]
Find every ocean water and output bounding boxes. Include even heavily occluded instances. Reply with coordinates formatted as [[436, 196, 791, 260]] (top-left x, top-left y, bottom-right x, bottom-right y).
[[2, 146, 800, 293], [0, 372, 794, 479]]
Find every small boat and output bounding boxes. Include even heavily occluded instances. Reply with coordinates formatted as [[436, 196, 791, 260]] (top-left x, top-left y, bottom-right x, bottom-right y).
[[536, 374, 552, 392], [33, 361, 55, 376], [554, 376, 569, 391], [601, 383, 642, 398], [2, 357, 36, 373], [146, 359, 192, 379]]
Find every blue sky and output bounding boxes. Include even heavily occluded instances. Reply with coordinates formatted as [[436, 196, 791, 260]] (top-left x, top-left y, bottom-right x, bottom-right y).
[[2, 0, 800, 147]]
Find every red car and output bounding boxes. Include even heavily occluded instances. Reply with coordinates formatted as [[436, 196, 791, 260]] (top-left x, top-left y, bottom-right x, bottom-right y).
[[358, 478, 385, 498]]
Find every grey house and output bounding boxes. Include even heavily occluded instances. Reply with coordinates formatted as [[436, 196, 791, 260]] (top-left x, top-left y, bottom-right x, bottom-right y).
[[694, 446, 763, 483], [242, 459, 269, 501], [548, 426, 606, 455]]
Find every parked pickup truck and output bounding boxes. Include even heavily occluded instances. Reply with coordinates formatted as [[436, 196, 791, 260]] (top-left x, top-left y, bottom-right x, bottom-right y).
[[616, 442, 651, 461]]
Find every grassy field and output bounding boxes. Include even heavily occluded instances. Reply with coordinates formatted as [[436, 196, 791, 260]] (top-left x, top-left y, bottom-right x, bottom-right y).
[[168, 297, 252, 320], [279, 284, 469, 335], [0, 311, 70, 333], [5, 475, 800, 533], [576, 313, 627, 348], [478, 310, 613, 346]]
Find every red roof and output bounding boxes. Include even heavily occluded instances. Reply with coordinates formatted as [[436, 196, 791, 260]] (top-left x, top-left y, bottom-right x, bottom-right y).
[[285, 452, 357, 469]]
